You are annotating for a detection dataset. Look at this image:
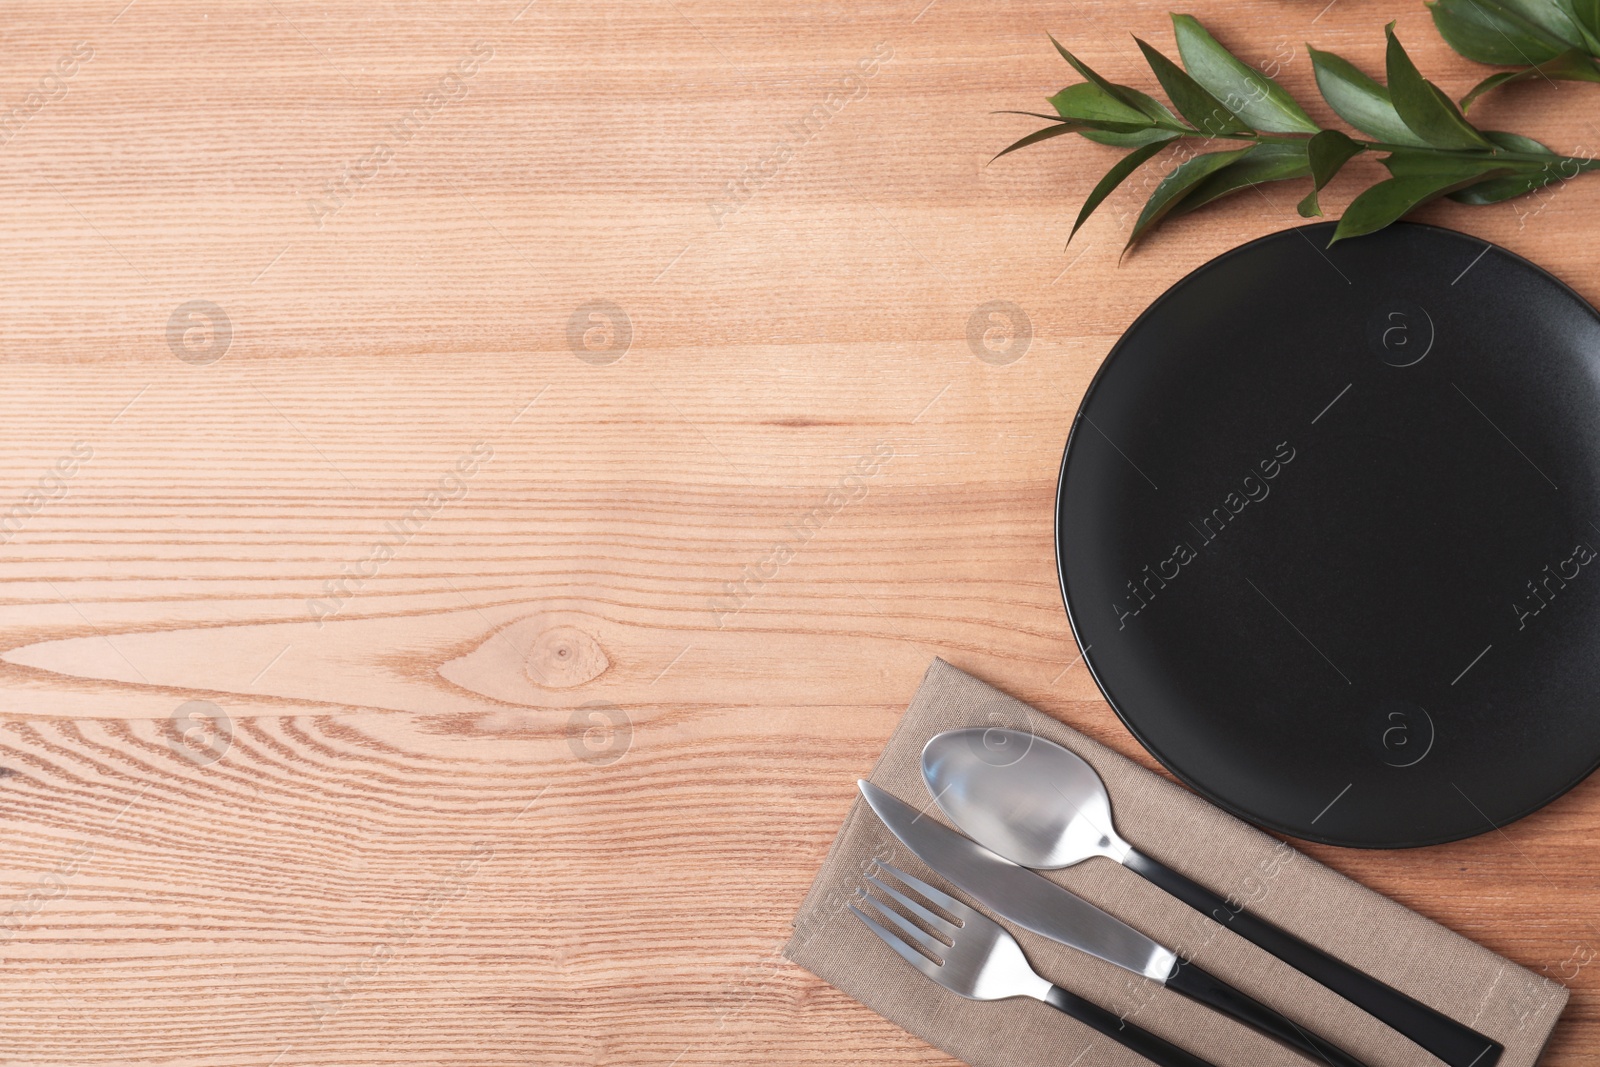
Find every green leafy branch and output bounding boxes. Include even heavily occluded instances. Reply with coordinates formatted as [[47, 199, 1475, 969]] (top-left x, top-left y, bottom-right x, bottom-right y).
[[1429, 0, 1600, 109], [999, 14, 1600, 251]]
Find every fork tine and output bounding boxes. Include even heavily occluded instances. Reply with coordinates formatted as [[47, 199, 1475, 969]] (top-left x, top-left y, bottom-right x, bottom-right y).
[[874, 862, 974, 924], [865, 874, 959, 940], [855, 893, 947, 957], [849, 903, 943, 981]]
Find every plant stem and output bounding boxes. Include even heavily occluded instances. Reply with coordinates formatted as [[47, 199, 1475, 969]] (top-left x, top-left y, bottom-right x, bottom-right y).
[[1176, 126, 1599, 167]]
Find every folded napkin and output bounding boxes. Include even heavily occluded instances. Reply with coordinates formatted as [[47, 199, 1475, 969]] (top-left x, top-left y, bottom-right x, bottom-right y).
[[785, 659, 1566, 1067]]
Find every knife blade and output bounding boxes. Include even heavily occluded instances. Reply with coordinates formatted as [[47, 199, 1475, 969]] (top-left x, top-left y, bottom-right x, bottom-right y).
[[859, 779, 1177, 982]]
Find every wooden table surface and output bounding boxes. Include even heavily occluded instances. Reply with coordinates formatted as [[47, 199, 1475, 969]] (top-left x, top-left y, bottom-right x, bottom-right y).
[[2, 0, 1596, 1063]]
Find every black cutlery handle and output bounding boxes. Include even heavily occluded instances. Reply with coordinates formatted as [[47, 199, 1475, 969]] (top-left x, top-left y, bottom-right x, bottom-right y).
[[1043, 985, 1216, 1067], [1123, 848, 1503, 1067], [1167, 959, 1369, 1067]]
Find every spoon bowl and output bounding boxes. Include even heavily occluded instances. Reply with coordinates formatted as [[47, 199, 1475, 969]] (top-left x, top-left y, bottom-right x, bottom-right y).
[[921, 727, 1130, 869]]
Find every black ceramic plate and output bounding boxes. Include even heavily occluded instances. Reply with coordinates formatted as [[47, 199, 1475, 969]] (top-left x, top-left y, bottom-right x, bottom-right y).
[[1057, 221, 1600, 848]]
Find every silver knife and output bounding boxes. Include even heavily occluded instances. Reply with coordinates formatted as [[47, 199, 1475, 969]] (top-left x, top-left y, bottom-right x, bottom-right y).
[[860, 779, 1174, 977], [858, 780, 1372, 1067]]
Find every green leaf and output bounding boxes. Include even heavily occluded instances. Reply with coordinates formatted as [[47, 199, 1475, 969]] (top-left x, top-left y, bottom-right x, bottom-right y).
[[1127, 146, 1255, 248], [1573, 0, 1600, 49], [1428, 0, 1571, 65], [1385, 23, 1495, 150], [1048, 83, 1177, 147], [1120, 86, 1183, 120], [1170, 14, 1318, 133], [1308, 47, 1429, 146], [1070, 139, 1175, 242], [1460, 47, 1600, 110], [1079, 130, 1180, 148], [1448, 133, 1590, 202], [1081, 88, 1184, 146], [1080, 127, 1185, 148], [1134, 37, 1253, 136], [1378, 149, 1515, 177], [992, 122, 1084, 161], [1331, 166, 1515, 243], [991, 120, 1147, 162], [1298, 129, 1367, 216], [1449, 168, 1564, 203], [1172, 142, 1311, 217], [1049, 82, 1154, 126], [1482, 129, 1557, 153], [1460, 70, 1533, 109], [1498, 0, 1593, 45], [1049, 35, 1174, 122]]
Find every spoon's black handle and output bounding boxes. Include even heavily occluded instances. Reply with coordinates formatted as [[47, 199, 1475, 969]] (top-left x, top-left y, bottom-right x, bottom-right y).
[[1123, 848, 1502, 1067], [1166, 959, 1369, 1067], [1043, 985, 1216, 1067]]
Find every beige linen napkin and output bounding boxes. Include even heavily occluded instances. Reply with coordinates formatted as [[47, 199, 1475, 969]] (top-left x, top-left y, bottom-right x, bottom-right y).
[[785, 658, 1567, 1067]]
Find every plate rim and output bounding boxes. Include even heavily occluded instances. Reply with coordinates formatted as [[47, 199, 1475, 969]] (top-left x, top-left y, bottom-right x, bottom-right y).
[[1053, 219, 1600, 849]]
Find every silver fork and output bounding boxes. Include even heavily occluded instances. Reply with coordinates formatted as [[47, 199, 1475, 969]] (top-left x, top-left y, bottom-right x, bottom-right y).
[[851, 862, 1217, 1067]]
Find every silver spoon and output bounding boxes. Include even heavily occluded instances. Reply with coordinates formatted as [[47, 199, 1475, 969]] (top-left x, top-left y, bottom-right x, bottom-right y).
[[922, 727, 1501, 1067]]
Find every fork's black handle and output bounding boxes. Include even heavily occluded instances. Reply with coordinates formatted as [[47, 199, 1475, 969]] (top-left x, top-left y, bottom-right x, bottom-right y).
[[1167, 959, 1370, 1067], [1043, 985, 1216, 1067], [1123, 848, 1503, 1067]]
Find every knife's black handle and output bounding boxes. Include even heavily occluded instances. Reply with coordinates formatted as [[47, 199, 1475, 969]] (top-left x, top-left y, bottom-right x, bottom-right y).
[[1123, 847, 1503, 1067], [1043, 985, 1216, 1067], [1167, 959, 1370, 1067]]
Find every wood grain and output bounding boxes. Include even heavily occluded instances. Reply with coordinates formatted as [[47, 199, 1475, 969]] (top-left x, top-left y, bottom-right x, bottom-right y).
[[0, 0, 1595, 1063]]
